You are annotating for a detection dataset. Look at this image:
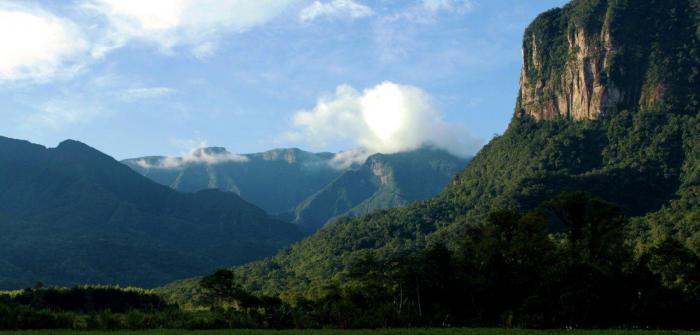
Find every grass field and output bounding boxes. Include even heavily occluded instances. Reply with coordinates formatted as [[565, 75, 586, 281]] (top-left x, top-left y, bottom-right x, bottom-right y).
[[0, 329, 698, 335]]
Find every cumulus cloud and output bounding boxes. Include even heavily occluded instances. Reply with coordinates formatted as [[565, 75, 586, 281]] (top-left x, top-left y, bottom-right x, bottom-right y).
[[84, 0, 300, 56], [299, 0, 374, 22], [0, 3, 89, 82], [288, 81, 482, 158]]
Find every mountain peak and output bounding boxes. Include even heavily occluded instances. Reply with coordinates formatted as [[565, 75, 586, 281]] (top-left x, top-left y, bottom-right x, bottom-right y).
[[55, 139, 110, 160], [259, 148, 315, 164], [191, 146, 230, 157], [56, 139, 89, 149], [517, 0, 700, 121]]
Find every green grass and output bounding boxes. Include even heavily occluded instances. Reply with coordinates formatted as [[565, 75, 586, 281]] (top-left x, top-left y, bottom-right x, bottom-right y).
[[0, 330, 698, 335]]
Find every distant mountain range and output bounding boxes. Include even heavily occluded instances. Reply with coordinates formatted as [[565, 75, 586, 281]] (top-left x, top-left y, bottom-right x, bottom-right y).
[[123, 147, 469, 232], [0, 135, 467, 289], [123, 148, 341, 215], [0, 136, 302, 289]]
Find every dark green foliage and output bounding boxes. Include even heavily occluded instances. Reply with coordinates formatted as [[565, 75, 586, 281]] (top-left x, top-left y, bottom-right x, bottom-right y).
[[0, 287, 169, 313], [199, 269, 253, 310], [184, 102, 700, 301], [4, 193, 700, 330], [0, 137, 303, 289], [162, 195, 699, 329]]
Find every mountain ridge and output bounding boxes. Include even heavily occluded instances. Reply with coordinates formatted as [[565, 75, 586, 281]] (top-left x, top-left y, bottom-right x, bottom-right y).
[[124, 146, 469, 232], [0, 136, 303, 289]]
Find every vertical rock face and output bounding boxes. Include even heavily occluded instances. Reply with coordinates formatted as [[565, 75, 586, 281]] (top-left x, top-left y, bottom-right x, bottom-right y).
[[517, 0, 700, 121], [519, 26, 621, 120]]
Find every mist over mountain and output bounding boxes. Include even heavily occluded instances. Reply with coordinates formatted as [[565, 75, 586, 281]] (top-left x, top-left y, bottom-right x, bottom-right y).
[[293, 148, 469, 232], [124, 147, 341, 215], [0, 136, 302, 289], [124, 146, 469, 232]]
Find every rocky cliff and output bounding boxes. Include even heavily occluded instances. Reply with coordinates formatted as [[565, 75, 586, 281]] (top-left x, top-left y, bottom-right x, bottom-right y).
[[517, 0, 700, 120]]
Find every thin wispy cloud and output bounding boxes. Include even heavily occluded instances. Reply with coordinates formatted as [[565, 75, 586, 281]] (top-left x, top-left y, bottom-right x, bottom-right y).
[[299, 0, 374, 22], [422, 0, 475, 13], [23, 98, 105, 130], [83, 0, 300, 58], [117, 87, 178, 102], [372, 0, 476, 63]]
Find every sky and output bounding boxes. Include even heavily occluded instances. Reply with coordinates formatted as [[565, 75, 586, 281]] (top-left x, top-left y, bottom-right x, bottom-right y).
[[0, 0, 568, 160]]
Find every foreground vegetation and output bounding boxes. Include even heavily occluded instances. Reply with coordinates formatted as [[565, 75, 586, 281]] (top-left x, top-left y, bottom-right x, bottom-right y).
[[1, 330, 700, 335], [2, 194, 699, 330]]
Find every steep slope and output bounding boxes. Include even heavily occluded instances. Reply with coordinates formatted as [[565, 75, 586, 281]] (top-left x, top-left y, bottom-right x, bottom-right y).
[[161, 0, 700, 300], [125, 147, 468, 233], [517, 0, 700, 120], [293, 148, 469, 232], [123, 148, 341, 214], [0, 137, 303, 289]]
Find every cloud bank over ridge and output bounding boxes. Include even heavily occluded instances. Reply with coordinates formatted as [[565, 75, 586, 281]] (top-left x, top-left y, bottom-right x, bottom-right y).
[[133, 146, 249, 169], [286, 81, 482, 159]]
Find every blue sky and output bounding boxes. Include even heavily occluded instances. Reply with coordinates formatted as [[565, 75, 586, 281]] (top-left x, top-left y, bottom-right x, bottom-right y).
[[0, 0, 567, 159]]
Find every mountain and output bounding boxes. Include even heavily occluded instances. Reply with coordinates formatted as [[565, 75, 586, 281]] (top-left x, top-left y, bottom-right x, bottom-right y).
[[160, 0, 700, 300], [124, 147, 468, 232], [123, 148, 341, 215], [292, 148, 469, 232], [0, 137, 303, 289]]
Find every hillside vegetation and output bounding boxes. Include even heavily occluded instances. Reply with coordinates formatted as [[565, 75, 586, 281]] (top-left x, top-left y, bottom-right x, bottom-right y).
[[161, 0, 700, 308], [0, 138, 302, 289]]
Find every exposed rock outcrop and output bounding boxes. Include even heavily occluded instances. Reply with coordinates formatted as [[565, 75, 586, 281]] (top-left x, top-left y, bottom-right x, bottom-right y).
[[519, 25, 622, 120], [517, 0, 700, 121]]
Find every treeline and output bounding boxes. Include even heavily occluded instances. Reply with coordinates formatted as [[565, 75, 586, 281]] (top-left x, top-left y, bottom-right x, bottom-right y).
[[187, 193, 700, 329], [0, 286, 182, 330], [2, 193, 699, 330]]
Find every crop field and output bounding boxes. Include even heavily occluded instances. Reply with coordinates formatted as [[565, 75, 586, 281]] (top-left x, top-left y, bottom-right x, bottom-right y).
[[0, 329, 698, 335]]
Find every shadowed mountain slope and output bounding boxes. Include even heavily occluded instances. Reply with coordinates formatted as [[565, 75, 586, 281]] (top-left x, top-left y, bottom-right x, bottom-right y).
[[0, 137, 303, 289]]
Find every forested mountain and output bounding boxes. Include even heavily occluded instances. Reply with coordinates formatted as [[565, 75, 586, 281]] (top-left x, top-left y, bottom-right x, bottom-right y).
[[123, 148, 341, 214], [0, 137, 303, 289], [292, 148, 468, 232], [160, 0, 700, 302], [125, 147, 468, 232]]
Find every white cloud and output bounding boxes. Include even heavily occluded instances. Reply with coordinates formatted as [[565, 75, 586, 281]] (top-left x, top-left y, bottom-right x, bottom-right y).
[[24, 98, 104, 130], [329, 148, 372, 170], [422, 0, 475, 13], [0, 3, 89, 82], [84, 0, 300, 56], [1, 0, 301, 83], [192, 41, 218, 59], [288, 81, 481, 158], [133, 142, 249, 169], [299, 0, 373, 22], [373, 0, 475, 63], [117, 87, 177, 101]]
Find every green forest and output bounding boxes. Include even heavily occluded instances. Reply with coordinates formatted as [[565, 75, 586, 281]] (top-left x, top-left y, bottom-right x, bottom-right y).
[[1, 0, 700, 332]]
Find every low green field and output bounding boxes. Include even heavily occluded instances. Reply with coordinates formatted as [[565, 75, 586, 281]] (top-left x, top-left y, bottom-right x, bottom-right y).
[[0, 329, 698, 335]]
